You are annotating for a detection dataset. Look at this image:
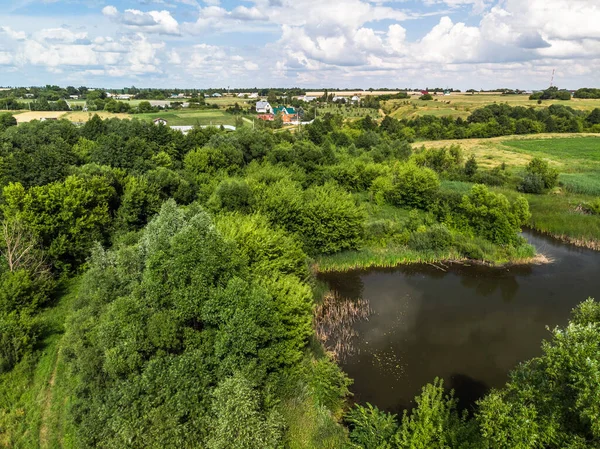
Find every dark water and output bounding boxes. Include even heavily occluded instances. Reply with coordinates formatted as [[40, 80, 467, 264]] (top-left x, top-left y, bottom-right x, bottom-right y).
[[319, 231, 600, 413]]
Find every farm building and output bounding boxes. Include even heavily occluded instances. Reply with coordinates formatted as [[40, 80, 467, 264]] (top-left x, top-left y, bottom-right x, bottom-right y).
[[249, 93, 259, 99], [256, 101, 273, 114], [351, 95, 360, 102], [211, 93, 223, 97], [153, 118, 168, 125]]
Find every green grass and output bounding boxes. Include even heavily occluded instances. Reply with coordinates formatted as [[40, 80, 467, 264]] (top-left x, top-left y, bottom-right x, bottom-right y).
[[315, 245, 461, 272], [559, 173, 600, 196], [134, 109, 239, 126], [502, 137, 600, 164], [0, 279, 80, 449], [316, 105, 380, 120]]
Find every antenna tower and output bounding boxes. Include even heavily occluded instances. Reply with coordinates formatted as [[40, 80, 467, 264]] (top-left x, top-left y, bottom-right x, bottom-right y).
[[550, 69, 555, 87]]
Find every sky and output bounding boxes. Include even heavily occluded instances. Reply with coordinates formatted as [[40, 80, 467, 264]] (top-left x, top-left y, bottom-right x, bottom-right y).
[[0, 0, 599, 89]]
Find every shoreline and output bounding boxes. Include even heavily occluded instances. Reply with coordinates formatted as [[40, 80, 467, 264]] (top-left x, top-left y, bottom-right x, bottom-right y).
[[313, 249, 550, 274], [531, 229, 600, 251]]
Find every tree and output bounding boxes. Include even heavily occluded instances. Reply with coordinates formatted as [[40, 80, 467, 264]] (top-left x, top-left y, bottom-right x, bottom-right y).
[[586, 108, 600, 125], [2, 176, 116, 270], [477, 299, 600, 448], [0, 112, 17, 132], [0, 217, 47, 275], [464, 155, 478, 179]]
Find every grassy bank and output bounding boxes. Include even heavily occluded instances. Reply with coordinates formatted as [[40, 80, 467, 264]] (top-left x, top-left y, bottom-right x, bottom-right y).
[[314, 241, 536, 273]]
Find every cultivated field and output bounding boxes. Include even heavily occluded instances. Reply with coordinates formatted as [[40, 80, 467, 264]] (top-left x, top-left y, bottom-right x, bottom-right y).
[[14, 111, 68, 123], [65, 111, 131, 122]]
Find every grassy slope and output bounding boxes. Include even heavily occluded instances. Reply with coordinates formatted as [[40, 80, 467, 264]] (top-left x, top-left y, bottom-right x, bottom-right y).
[[386, 94, 600, 120], [0, 280, 79, 449]]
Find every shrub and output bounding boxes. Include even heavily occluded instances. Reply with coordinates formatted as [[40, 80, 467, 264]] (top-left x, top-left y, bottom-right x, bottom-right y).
[[346, 403, 398, 448], [387, 163, 440, 209], [473, 167, 509, 187], [520, 157, 559, 192], [301, 182, 365, 254], [408, 224, 453, 252], [0, 311, 38, 373], [519, 173, 545, 194], [420, 94, 433, 101], [464, 155, 478, 179], [459, 185, 531, 245]]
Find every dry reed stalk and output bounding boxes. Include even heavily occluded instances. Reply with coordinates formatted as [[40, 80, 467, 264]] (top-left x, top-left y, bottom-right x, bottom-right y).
[[314, 291, 371, 361]]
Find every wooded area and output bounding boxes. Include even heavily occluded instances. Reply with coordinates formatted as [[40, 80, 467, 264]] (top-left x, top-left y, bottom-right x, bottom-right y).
[[0, 108, 598, 448]]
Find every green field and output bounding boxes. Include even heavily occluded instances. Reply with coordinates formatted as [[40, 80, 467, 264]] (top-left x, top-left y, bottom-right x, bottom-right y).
[[134, 109, 239, 126], [386, 94, 600, 120], [316, 103, 381, 120]]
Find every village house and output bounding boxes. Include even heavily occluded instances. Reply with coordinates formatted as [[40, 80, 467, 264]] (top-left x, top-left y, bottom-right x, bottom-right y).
[[298, 95, 317, 102], [256, 101, 273, 114], [153, 118, 168, 126], [351, 95, 360, 103], [211, 93, 223, 97], [248, 93, 259, 99], [272, 106, 299, 123]]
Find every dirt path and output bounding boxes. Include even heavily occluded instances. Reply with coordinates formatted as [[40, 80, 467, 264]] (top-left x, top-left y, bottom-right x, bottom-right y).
[[38, 346, 61, 449]]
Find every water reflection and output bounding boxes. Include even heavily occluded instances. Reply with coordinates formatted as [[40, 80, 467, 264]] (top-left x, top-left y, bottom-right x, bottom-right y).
[[318, 230, 600, 412]]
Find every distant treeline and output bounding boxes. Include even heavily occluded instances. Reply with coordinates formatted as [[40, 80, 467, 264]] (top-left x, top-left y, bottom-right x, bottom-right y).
[[360, 103, 600, 140], [574, 88, 600, 99]]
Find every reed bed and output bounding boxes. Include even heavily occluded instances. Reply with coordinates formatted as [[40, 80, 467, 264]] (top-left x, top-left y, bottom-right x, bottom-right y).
[[314, 291, 371, 361]]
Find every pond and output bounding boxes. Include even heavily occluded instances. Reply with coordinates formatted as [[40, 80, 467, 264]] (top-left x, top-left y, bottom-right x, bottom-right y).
[[318, 231, 600, 413]]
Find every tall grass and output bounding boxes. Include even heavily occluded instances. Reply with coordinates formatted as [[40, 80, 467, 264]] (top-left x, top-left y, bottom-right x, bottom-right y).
[[560, 173, 600, 196]]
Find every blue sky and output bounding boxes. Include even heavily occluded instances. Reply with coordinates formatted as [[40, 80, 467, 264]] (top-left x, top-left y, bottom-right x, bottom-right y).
[[1, 0, 599, 89]]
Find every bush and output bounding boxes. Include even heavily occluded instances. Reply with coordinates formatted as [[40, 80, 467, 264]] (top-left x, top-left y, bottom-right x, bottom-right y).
[[387, 163, 440, 209], [519, 173, 545, 194], [459, 185, 531, 245], [464, 155, 478, 179], [420, 94, 433, 101], [346, 403, 398, 448], [0, 311, 38, 373], [408, 224, 453, 252], [521, 157, 559, 192], [473, 167, 509, 187], [301, 182, 365, 254]]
